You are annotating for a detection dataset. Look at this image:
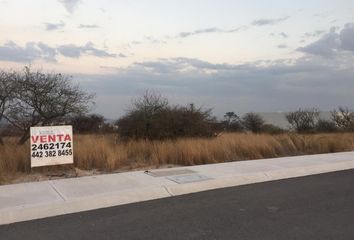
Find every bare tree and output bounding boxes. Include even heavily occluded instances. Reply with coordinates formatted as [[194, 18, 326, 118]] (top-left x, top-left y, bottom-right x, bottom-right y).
[[331, 107, 354, 131], [3, 67, 94, 144], [242, 112, 265, 133], [285, 108, 319, 133], [223, 112, 243, 132], [224, 112, 238, 126], [132, 90, 169, 115], [125, 90, 169, 139], [0, 70, 16, 145]]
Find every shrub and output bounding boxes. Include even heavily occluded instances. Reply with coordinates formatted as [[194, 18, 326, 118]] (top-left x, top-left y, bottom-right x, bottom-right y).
[[262, 124, 286, 134], [316, 119, 338, 133], [116, 92, 218, 140], [242, 112, 265, 133], [331, 107, 354, 131], [222, 112, 244, 132], [286, 108, 319, 133], [70, 114, 114, 134]]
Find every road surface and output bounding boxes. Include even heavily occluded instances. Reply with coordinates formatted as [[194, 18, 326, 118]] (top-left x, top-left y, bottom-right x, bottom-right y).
[[1, 169, 354, 240]]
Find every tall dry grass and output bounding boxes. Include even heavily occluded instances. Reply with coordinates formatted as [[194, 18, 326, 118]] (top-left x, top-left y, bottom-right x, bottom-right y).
[[1, 133, 354, 183]]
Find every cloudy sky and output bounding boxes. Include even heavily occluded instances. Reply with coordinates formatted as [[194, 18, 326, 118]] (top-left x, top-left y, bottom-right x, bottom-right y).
[[0, 0, 354, 118]]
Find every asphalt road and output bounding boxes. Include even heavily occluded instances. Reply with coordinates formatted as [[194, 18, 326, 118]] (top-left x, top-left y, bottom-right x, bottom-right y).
[[1, 169, 354, 240]]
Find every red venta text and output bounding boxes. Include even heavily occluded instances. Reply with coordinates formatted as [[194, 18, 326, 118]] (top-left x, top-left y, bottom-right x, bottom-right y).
[[31, 134, 72, 143]]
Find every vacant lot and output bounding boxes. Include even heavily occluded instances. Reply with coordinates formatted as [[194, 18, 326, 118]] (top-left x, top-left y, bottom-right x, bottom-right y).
[[1, 133, 354, 184]]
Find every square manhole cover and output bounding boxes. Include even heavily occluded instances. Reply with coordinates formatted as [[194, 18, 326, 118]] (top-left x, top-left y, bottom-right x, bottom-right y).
[[145, 169, 195, 177], [167, 174, 213, 184]]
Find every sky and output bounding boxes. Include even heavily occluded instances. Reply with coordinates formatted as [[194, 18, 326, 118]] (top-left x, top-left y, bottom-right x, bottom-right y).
[[0, 0, 354, 118]]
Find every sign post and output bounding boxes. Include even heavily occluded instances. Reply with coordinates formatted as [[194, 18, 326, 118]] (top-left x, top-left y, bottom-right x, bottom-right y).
[[30, 125, 74, 168]]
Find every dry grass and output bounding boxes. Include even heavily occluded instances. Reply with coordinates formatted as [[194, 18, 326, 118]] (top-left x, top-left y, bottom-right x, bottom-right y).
[[1, 133, 354, 184]]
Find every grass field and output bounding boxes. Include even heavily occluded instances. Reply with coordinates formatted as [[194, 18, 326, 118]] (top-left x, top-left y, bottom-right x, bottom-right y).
[[1, 133, 354, 184]]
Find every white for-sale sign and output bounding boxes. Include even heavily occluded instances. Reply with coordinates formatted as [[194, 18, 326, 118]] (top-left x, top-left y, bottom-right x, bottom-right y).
[[30, 125, 74, 167]]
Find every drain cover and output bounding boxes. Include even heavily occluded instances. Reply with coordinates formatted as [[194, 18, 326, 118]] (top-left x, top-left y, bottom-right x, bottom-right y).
[[145, 169, 195, 177], [167, 174, 213, 184]]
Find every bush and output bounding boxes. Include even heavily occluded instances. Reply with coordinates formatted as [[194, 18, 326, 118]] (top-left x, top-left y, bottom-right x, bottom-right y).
[[222, 112, 244, 132], [242, 112, 265, 133], [286, 108, 319, 133], [331, 107, 354, 131], [262, 124, 286, 134], [316, 119, 338, 133], [116, 92, 218, 140], [70, 114, 115, 134]]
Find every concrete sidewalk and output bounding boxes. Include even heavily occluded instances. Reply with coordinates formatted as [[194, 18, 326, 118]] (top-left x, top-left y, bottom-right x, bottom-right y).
[[1, 151, 354, 225]]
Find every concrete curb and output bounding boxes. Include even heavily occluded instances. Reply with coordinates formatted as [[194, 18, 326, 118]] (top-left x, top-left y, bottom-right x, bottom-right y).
[[166, 161, 354, 196], [1, 152, 354, 225], [0, 186, 170, 225]]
